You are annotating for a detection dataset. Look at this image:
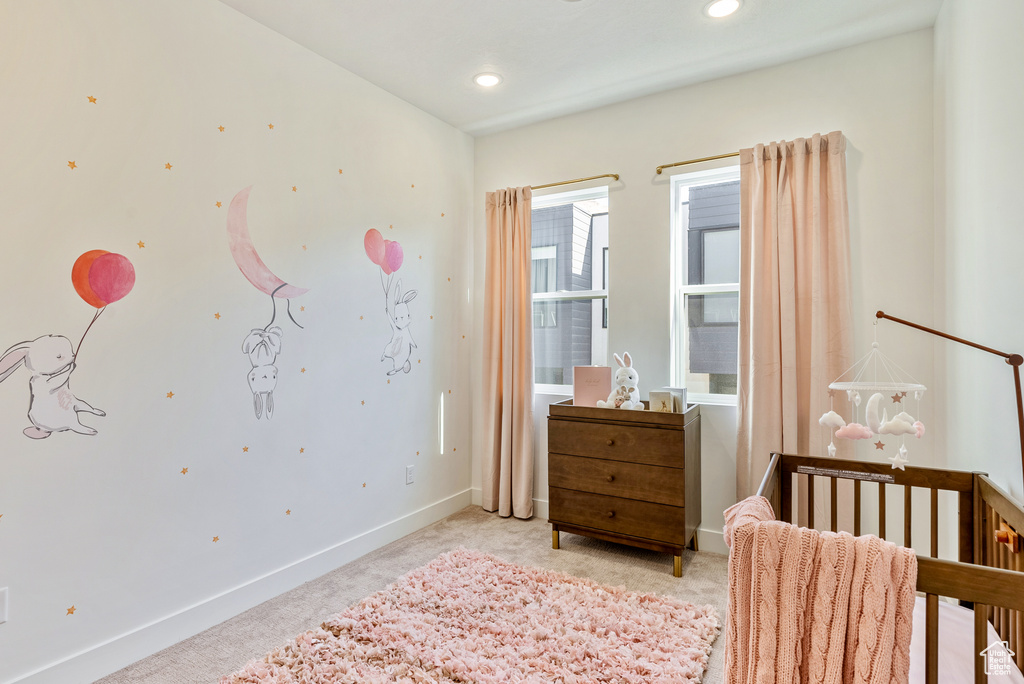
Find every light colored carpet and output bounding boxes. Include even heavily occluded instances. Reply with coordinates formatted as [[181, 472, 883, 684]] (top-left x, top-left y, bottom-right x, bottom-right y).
[[98, 506, 729, 683]]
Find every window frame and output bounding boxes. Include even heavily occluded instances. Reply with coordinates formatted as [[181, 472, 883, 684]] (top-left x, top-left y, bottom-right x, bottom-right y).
[[531, 185, 610, 395], [670, 166, 741, 406]]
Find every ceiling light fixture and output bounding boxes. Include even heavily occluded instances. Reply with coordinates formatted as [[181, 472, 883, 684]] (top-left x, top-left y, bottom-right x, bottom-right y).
[[474, 73, 503, 88], [705, 0, 740, 18]]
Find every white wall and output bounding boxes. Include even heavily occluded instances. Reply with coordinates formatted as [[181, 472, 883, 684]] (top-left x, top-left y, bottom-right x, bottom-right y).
[[934, 0, 1024, 502], [473, 30, 937, 552], [0, 2, 473, 682]]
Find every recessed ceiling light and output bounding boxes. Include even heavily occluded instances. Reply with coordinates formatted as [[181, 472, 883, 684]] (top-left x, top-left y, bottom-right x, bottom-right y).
[[705, 0, 740, 18], [474, 73, 503, 88]]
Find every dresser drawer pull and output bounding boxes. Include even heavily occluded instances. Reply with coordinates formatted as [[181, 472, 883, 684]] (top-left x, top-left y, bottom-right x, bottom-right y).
[[607, 510, 616, 518], [605, 474, 616, 483], [606, 439, 615, 446]]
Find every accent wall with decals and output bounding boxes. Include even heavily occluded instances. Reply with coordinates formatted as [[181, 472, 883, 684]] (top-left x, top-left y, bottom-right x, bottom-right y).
[[0, 1, 474, 681]]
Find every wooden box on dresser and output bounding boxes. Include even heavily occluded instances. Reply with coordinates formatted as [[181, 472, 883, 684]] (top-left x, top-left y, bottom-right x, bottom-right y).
[[547, 399, 701, 577]]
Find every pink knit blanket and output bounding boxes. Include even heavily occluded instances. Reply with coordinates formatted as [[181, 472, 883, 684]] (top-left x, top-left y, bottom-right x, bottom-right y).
[[723, 496, 917, 684]]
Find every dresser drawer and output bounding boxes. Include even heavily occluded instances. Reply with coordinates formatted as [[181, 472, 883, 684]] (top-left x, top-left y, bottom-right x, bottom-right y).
[[548, 419, 683, 468], [548, 453, 684, 507], [549, 487, 687, 546]]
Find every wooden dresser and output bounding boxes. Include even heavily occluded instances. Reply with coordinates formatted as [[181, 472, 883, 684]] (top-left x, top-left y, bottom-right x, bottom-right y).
[[547, 399, 701, 576]]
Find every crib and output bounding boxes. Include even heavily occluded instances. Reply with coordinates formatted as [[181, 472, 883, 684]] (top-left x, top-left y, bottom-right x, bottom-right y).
[[756, 452, 1024, 683]]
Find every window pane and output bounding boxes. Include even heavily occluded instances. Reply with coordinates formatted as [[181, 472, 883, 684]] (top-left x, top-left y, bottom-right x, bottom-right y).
[[531, 192, 609, 386], [702, 229, 739, 284], [684, 292, 738, 395]]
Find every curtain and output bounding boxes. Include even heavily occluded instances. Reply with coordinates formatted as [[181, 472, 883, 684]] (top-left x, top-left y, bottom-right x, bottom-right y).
[[482, 186, 535, 519], [736, 131, 853, 499]]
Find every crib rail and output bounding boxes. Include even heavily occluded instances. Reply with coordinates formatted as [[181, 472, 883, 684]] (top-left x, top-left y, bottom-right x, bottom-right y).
[[756, 453, 1024, 682]]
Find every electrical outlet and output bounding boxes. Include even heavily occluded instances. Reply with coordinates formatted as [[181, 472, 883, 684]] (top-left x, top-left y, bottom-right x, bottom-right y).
[[405, 465, 415, 485], [0, 587, 8, 624]]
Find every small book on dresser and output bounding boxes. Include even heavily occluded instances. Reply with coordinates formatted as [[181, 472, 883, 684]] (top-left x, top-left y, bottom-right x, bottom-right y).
[[572, 366, 611, 407]]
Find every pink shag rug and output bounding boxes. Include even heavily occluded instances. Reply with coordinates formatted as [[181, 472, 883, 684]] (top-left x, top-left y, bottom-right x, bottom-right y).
[[221, 549, 719, 683]]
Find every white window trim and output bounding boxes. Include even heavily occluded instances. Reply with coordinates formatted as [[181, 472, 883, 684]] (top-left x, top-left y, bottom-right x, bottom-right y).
[[670, 166, 741, 406], [531, 186, 609, 395]]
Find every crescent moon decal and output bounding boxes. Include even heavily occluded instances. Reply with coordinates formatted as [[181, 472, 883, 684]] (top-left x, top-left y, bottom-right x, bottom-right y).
[[226, 186, 309, 298]]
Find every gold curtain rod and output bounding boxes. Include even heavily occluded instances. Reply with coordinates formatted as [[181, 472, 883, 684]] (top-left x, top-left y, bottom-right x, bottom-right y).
[[532, 173, 619, 190], [655, 151, 739, 175]]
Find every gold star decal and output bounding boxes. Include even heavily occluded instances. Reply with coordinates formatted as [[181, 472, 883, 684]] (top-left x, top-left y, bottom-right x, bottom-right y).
[[302, 245, 307, 251], [286, 509, 291, 515], [212, 536, 219, 542], [214, 313, 221, 320], [137, 241, 145, 249], [67, 161, 77, 170], [300, 306, 305, 311], [361, 400, 365, 406], [462, 335, 465, 339], [418, 359, 421, 364], [359, 315, 363, 320], [453, 448, 457, 452], [389, 224, 393, 229], [411, 184, 415, 188], [891, 393, 902, 403], [338, 169, 343, 174], [268, 123, 274, 129], [441, 212, 445, 217], [216, 201, 222, 208], [901, 391, 908, 398], [448, 390, 452, 394], [67, 606, 76, 615], [430, 315, 433, 319], [362, 483, 366, 488], [181, 467, 188, 475], [165, 163, 173, 170], [874, 440, 885, 450], [387, 379, 390, 384], [419, 255, 423, 260], [416, 451, 420, 455], [87, 96, 97, 103], [242, 446, 248, 453], [218, 125, 225, 132], [448, 278, 451, 282], [292, 186, 297, 192], [299, 448, 304, 454], [166, 391, 174, 398], [300, 368, 306, 373]]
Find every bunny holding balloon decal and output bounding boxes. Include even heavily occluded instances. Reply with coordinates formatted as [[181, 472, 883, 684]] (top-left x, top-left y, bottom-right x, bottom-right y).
[[0, 249, 135, 439], [364, 228, 418, 376]]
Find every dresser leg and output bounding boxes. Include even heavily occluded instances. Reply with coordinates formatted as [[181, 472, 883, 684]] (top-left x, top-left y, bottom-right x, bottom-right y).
[[690, 533, 699, 552], [673, 554, 682, 577], [552, 529, 560, 550]]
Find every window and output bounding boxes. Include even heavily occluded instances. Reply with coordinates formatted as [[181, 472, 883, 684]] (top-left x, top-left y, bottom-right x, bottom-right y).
[[670, 167, 740, 402], [531, 187, 609, 391]]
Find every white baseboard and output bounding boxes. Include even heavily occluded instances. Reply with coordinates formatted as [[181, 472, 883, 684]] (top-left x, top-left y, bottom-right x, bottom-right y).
[[8, 489, 473, 684]]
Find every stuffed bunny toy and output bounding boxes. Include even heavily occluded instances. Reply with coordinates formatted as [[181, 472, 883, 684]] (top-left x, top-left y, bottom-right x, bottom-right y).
[[382, 278, 418, 376], [596, 352, 644, 410], [0, 335, 105, 438]]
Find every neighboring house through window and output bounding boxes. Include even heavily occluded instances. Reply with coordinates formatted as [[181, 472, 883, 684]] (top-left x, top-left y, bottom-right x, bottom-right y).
[[531, 187, 609, 391], [670, 167, 740, 402]]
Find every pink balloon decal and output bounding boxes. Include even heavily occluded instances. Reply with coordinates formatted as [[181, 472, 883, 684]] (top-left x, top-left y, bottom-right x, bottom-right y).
[[88, 252, 136, 305], [384, 240, 403, 274], [364, 229, 385, 266]]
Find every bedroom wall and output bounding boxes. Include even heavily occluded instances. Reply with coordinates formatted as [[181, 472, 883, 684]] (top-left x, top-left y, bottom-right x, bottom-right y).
[[0, 2, 473, 682], [472, 29, 937, 553], [934, 0, 1024, 502]]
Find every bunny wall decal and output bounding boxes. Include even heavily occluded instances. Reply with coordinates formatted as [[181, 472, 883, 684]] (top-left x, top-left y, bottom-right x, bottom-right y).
[[0, 335, 106, 438]]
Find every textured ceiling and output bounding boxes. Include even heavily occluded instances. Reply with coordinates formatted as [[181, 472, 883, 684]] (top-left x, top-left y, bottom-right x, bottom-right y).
[[217, 0, 943, 136]]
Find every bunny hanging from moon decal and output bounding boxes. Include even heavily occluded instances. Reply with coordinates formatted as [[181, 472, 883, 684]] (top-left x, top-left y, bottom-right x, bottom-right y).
[[364, 228, 418, 376], [226, 186, 307, 419], [0, 249, 135, 439]]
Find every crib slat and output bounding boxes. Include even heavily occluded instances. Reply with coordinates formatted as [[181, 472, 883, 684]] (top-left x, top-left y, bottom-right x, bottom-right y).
[[831, 477, 837, 533], [975, 604, 989, 682], [782, 471, 793, 524], [905, 484, 913, 549], [1017, 551, 1024, 671], [808, 474, 815, 530], [926, 593, 938, 684], [879, 482, 886, 541], [854, 480, 861, 537], [931, 488, 939, 558]]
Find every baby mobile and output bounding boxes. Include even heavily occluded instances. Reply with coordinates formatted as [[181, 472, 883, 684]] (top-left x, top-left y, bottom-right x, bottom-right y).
[[364, 229, 418, 376], [818, 322, 926, 470]]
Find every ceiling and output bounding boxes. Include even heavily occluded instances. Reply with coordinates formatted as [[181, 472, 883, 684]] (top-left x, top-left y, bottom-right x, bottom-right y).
[[216, 0, 944, 137]]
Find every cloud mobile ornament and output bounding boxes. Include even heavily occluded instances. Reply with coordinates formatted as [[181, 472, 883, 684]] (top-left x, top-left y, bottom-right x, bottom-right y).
[[819, 323, 926, 470]]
